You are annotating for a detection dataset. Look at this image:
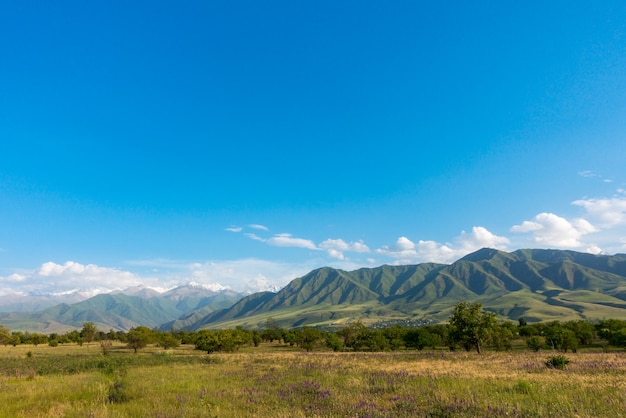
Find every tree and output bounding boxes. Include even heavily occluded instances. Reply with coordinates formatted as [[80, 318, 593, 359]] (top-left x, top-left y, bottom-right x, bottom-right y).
[[597, 319, 626, 348], [338, 321, 369, 351], [491, 321, 515, 351], [157, 332, 180, 350], [194, 330, 221, 354], [543, 321, 578, 352], [404, 328, 441, 351], [448, 302, 500, 354], [261, 318, 285, 343], [251, 330, 262, 347], [295, 327, 322, 352], [382, 326, 407, 351], [526, 335, 545, 352], [125, 326, 155, 353], [561, 329, 579, 353], [0, 325, 11, 346], [81, 322, 98, 344], [565, 320, 595, 345], [30, 333, 48, 346], [324, 332, 344, 352]]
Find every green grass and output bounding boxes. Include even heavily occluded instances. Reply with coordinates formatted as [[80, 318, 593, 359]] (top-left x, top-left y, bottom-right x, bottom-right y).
[[1, 343, 626, 417]]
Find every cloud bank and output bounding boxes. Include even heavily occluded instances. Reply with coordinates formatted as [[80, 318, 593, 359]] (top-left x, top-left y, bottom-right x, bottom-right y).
[[376, 226, 510, 264], [3, 188, 625, 297], [0, 261, 143, 297]]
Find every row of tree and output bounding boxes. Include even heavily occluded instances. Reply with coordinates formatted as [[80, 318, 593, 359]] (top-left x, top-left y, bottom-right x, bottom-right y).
[[2, 303, 626, 354]]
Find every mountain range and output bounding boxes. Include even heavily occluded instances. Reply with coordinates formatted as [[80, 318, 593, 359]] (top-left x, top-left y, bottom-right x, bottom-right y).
[[0, 284, 244, 333], [3, 248, 626, 333]]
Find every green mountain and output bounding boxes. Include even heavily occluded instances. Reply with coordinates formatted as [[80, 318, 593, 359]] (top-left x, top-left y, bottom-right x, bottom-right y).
[[0, 286, 244, 333], [4, 248, 626, 333], [182, 248, 626, 330]]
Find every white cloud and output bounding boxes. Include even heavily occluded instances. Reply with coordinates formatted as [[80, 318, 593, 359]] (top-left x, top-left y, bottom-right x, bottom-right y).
[[244, 233, 265, 242], [376, 227, 509, 264], [457, 226, 510, 251], [225, 226, 242, 232], [572, 196, 626, 228], [325, 248, 345, 260], [237, 224, 372, 261], [578, 170, 599, 178], [319, 238, 370, 260], [248, 224, 269, 231], [0, 256, 325, 297], [376, 236, 453, 264], [4, 273, 26, 283], [266, 233, 318, 250], [511, 212, 596, 248], [186, 259, 315, 292], [0, 261, 143, 296]]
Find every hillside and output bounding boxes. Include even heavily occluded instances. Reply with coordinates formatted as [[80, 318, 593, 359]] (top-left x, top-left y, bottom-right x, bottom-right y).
[[0, 285, 244, 333], [4, 248, 626, 333], [179, 248, 626, 330]]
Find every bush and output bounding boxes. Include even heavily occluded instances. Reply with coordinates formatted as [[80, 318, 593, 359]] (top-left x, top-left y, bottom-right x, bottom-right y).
[[545, 355, 570, 370]]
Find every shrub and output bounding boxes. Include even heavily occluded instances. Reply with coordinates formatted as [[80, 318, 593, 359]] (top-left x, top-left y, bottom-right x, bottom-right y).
[[545, 355, 570, 370]]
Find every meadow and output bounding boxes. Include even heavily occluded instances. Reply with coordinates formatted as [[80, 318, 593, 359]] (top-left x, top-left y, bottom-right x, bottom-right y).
[[1, 342, 625, 417]]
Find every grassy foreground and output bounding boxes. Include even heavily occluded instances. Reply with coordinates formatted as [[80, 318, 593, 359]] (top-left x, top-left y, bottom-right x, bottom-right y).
[[1, 343, 625, 417]]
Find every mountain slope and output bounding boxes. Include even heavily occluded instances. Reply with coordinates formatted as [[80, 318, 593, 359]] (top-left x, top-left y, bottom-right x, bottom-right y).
[[0, 286, 245, 333], [4, 248, 626, 333], [184, 248, 626, 330]]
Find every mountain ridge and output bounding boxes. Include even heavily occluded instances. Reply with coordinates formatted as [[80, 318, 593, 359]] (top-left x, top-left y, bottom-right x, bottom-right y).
[[178, 248, 626, 330], [3, 248, 626, 332]]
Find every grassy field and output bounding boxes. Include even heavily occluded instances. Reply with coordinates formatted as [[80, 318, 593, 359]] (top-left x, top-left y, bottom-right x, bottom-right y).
[[1, 343, 625, 417]]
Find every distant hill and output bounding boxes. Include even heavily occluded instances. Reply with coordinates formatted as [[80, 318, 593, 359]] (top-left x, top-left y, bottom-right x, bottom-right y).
[[4, 248, 626, 333], [176, 248, 626, 330], [0, 285, 245, 333]]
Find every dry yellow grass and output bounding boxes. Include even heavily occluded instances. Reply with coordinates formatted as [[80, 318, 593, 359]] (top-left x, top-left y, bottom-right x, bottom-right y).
[[1, 345, 626, 417]]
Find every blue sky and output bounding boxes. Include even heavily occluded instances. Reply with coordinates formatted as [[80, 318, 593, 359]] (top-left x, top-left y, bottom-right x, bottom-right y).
[[1, 1, 626, 296]]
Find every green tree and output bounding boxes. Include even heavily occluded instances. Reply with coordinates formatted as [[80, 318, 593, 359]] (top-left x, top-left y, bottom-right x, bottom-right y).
[[216, 329, 237, 352], [404, 327, 441, 351], [261, 318, 285, 343], [0, 325, 11, 346], [64, 330, 82, 344], [125, 326, 155, 353], [491, 322, 515, 351], [251, 330, 262, 347], [338, 321, 369, 351], [565, 320, 595, 345], [448, 302, 499, 354], [324, 332, 344, 352], [560, 329, 579, 353], [30, 333, 48, 346], [157, 332, 180, 350], [382, 326, 407, 351], [543, 321, 578, 352], [295, 327, 322, 352], [11, 331, 24, 346], [526, 335, 545, 352], [597, 319, 626, 348], [194, 330, 221, 353], [81, 322, 98, 344]]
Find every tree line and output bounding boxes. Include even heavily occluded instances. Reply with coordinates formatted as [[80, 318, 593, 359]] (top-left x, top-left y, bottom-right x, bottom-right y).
[[2, 302, 626, 354]]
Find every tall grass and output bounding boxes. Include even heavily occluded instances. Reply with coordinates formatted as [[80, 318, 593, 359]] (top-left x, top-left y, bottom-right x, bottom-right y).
[[1, 343, 625, 416]]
